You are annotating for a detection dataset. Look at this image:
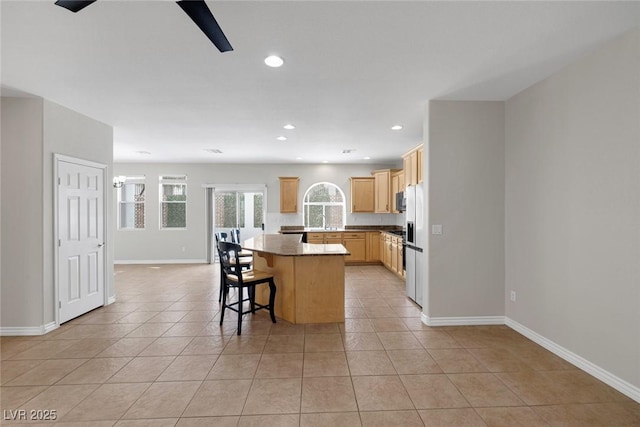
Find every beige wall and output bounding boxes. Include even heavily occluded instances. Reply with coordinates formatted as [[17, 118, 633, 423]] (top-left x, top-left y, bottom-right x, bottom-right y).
[[1, 98, 45, 328], [42, 100, 114, 322], [428, 100, 505, 319], [505, 29, 640, 387], [0, 97, 113, 330], [113, 162, 402, 262]]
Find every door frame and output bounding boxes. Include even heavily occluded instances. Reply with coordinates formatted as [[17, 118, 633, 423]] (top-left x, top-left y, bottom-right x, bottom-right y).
[[53, 154, 109, 326], [204, 184, 267, 263]]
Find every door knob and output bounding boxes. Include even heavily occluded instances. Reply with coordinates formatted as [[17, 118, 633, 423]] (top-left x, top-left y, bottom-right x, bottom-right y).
[[98, 243, 105, 247]]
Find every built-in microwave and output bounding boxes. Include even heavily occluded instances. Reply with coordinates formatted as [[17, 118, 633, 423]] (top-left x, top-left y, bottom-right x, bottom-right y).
[[396, 191, 406, 212]]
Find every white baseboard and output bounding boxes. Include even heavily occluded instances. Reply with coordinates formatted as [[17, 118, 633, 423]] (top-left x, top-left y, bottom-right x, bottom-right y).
[[107, 296, 117, 305], [505, 317, 640, 404], [1, 321, 58, 336], [419, 313, 639, 403], [114, 259, 207, 265], [422, 313, 505, 326]]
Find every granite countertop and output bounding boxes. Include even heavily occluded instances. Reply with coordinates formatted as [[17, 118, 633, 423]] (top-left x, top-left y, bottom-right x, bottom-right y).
[[280, 226, 403, 234], [242, 234, 350, 256], [279, 227, 404, 238]]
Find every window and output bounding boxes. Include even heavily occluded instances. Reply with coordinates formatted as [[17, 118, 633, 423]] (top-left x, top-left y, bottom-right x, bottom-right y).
[[160, 175, 187, 229], [117, 176, 145, 229], [303, 182, 346, 229]]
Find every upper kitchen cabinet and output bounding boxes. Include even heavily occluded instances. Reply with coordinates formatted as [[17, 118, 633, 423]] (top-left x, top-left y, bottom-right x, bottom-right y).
[[402, 144, 424, 186], [417, 145, 424, 184], [391, 170, 405, 213], [279, 177, 299, 213], [350, 177, 375, 213], [372, 169, 401, 213]]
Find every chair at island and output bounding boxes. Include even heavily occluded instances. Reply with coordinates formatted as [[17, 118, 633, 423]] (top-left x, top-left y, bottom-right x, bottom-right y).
[[215, 232, 251, 302], [217, 241, 277, 335]]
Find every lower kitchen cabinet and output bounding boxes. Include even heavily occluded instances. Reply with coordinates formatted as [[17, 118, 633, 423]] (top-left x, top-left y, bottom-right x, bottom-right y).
[[343, 232, 366, 263], [324, 233, 343, 244], [366, 231, 380, 262], [307, 232, 324, 244]]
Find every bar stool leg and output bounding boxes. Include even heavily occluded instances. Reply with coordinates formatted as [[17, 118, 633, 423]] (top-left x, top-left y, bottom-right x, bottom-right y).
[[268, 279, 277, 324], [237, 286, 243, 335], [219, 281, 227, 325]]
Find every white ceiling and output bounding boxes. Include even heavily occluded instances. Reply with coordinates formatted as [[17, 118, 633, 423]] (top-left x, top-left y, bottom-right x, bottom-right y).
[[2, 1, 639, 164]]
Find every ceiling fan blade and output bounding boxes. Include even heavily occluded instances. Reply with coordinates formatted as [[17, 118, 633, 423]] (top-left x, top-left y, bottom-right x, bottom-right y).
[[54, 0, 97, 13], [176, 0, 233, 53]]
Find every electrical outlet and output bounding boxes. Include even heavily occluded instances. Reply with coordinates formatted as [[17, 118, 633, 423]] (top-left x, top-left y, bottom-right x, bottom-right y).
[[432, 224, 443, 235], [510, 291, 516, 302]]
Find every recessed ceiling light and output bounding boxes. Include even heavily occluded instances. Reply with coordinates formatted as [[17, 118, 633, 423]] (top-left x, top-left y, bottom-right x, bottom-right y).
[[295, 157, 303, 160], [363, 156, 371, 160], [283, 124, 295, 130], [276, 136, 287, 141], [391, 125, 403, 130], [322, 160, 329, 163], [264, 55, 284, 68]]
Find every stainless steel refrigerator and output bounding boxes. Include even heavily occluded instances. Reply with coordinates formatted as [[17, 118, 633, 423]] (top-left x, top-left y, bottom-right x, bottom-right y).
[[405, 183, 424, 306]]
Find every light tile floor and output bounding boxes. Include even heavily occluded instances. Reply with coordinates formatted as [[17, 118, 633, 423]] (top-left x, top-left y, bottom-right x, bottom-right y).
[[1, 264, 639, 426]]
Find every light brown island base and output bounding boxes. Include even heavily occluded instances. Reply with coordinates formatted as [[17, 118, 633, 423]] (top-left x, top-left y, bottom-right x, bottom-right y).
[[242, 234, 349, 324]]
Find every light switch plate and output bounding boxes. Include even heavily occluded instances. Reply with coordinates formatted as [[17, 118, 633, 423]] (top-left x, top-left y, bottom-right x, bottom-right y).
[[432, 224, 443, 235]]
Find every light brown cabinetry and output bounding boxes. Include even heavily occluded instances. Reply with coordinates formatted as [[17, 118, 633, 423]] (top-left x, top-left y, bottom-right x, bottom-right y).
[[324, 232, 343, 244], [343, 232, 366, 263], [306, 232, 324, 244], [373, 170, 391, 213], [417, 146, 424, 184], [279, 177, 299, 213], [402, 144, 424, 187], [372, 169, 401, 213], [366, 232, 380, 262], [350, 177, 375, 213], [379, 231, 405, 278], [391, 170, 405, 213], [382, 234, 392, 269]]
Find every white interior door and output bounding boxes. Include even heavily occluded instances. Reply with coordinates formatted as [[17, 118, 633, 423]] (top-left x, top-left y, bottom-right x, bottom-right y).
[[57, 158, 105, 323]]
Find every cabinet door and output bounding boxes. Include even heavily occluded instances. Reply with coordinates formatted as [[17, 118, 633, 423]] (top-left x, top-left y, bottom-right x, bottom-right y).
[[366, 232, 380, 262], [391, 237, 398, 272], [417, 147, 424, 184], [383, 235, 392, 268], [391, 171, 404, 213], [350, 178, 375, 213], [373, 170, 391, 213], [279, 177, 299, 213], [391, 173, 399, 213], [408, 151, 418, 186], [403, 155, 413, 187], [343, 237, 366, 263], [397, 239, 404, 277]]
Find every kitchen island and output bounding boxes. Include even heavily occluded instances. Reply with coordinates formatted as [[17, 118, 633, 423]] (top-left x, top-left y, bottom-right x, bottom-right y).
[[242, 234, 349, 324]]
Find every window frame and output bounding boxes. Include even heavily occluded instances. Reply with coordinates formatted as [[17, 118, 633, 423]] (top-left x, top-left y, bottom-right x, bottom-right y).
[[159, 175, 188, 230], [117, 175, 146, 231], [302, 181, 346, 230]]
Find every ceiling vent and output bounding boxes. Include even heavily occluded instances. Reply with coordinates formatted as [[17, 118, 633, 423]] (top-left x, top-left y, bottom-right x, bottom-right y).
[[204, 148, 223, 154], [342, 149, 355, 154]]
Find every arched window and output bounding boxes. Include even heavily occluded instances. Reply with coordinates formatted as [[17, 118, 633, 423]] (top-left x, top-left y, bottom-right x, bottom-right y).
[[303, 182, 346, 229]]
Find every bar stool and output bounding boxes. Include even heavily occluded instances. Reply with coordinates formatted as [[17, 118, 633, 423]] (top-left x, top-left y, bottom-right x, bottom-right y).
[[217, 241, 276, 335], [215, 232, 251, 302], [230, 228, 254, 258]]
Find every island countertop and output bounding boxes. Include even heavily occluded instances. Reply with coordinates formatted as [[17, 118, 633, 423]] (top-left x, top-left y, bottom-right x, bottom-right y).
[[242, 234, 350, 256]]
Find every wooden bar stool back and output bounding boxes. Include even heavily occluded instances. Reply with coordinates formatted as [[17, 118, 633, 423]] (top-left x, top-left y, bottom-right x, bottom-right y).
[[217, 241, 276, 335]]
